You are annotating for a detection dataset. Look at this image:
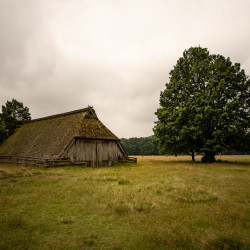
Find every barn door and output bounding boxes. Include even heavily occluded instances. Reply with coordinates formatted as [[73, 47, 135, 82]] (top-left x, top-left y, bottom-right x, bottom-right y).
[[96, 140, 110, 166]]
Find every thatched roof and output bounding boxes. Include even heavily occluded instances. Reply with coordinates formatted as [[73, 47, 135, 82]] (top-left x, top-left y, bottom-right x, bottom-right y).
[[0, 107, 119, 159]]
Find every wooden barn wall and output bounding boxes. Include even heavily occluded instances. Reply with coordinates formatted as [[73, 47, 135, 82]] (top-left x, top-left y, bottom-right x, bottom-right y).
[[64, 139, 125, 166]]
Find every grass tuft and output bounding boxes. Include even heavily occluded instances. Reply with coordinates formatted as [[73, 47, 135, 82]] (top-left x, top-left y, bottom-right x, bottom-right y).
[[118, 179, 130, 185], [175, 189, 219, 204], [61, 220, 74, 224], [108, 200, 155, 214], [208, 236, 245, 250], [81, 234, 98, 246]]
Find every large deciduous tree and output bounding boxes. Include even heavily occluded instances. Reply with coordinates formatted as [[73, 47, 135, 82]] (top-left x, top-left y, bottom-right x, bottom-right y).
[[1, 99, 31, 137], [154, 47, 250, 163]]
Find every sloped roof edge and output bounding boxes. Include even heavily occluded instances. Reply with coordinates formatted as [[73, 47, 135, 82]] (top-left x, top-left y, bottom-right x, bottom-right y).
[[27, 106, 94, 123]]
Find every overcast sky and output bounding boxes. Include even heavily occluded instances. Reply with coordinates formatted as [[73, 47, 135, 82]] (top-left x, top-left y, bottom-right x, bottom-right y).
[[0, 0, 250, 138]]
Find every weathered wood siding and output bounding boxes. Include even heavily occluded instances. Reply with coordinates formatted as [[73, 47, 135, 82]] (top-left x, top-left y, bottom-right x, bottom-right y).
[[64, 138, 125, 166]]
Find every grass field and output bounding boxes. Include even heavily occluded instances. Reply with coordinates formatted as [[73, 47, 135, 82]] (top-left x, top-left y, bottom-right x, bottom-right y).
[[0, 155, 249, 249]]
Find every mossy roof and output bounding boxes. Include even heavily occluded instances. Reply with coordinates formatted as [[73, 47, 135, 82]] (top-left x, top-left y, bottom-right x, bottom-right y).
[[0, 107, 119, 159]]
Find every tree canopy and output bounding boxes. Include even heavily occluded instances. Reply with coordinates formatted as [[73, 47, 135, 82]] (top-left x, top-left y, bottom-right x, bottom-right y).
[[0, 117, 8, 144], [1, 99, 31, 137], [154, 46, 250, 162]]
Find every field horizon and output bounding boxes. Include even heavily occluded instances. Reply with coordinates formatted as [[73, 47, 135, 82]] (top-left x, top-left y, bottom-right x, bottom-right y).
[[0, 155, 249, 249]]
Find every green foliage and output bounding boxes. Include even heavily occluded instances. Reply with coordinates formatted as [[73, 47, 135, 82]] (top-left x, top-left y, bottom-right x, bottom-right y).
[[1, 99, 31, 137], [121, 136, 160, 155], [0, 117, 8, 144], [154, 46, 250, 162]]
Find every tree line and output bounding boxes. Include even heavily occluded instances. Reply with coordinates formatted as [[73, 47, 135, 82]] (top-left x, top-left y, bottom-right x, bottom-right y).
[[120, 136, 160, 155], [120, 136, 249, 156]]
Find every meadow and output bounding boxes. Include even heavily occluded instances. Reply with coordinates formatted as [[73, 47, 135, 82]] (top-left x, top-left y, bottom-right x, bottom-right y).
[[0, 155, 249, 249]]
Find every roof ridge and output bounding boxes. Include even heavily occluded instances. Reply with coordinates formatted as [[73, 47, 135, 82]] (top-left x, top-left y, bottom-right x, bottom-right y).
[[26, 106, 93, 123]]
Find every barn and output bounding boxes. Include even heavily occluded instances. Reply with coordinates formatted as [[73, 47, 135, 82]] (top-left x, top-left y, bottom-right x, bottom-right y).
[[0, 107, 135, 166]]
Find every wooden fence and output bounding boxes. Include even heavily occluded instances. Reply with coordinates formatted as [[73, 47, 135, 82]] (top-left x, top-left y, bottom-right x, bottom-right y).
[[0, 155, 137, 166], [121, 156, 137, 163], [0, 156, 75, 167]]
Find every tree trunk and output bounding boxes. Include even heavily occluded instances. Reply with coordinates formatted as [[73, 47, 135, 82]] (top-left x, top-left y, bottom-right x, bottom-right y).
[[201, 152, 216, 163], [191, 151, 195, 161]]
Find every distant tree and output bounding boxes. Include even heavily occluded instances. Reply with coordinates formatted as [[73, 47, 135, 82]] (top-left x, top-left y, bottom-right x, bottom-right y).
[[121, 136, 160, 155], [154, 46, 250, 163], [0, 117, 8, 144], [1, 99, 31, 137]]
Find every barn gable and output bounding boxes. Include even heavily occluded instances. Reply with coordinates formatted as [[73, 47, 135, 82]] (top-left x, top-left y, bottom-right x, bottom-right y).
[[0, 107, 132, 166]]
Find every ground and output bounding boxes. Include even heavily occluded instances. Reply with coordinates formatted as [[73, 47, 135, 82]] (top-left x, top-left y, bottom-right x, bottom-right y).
[[0, 155, 249, 249]]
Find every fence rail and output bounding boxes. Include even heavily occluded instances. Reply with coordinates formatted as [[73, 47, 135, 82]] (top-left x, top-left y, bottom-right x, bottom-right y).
[[0, 156, 76, 166], [122, 156, 137, 163], [0, 155, 137, 166]]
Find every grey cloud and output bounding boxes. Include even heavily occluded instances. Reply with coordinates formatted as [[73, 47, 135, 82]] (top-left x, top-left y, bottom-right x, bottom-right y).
[[0, 0, 250, 138]]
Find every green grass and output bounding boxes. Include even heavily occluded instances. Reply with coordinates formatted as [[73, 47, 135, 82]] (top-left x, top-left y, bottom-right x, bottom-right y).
[[0, 155, 249, 249]]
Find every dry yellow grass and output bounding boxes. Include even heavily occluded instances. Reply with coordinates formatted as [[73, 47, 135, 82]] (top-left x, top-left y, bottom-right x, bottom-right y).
[[0, 155, 249, 249]]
